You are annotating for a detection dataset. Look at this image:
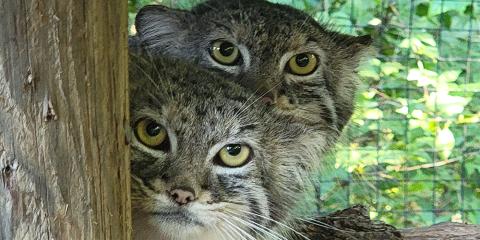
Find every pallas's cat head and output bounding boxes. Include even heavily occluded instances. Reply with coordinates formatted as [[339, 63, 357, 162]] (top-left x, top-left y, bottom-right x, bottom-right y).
[[129, 53, 337, 239], [132, 0, 372, 133]]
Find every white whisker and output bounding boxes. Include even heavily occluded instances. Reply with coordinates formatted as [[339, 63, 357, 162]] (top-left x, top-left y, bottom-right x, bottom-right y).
[[234, 208, 312, 240]]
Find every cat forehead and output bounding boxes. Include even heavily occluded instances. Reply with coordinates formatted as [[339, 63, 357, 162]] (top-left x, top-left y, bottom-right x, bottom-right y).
[[130, 55, 264, 125], [193, 0, 312, 20], [190, 1, 329, 49], [192, 0, 324, 32], [130, 54, 249, 98]]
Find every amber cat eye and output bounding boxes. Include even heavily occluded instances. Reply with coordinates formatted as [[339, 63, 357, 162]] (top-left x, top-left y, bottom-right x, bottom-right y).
[[215, 144, 252, 167], [134, 118, 169, 150], [209, 40, 240, 65], [287, 53, 318, 76]]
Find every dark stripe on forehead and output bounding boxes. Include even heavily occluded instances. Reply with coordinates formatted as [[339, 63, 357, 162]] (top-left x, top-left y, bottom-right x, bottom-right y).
[[238, 124, 257, 132]]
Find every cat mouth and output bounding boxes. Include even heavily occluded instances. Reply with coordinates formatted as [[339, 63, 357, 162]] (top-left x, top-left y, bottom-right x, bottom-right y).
[[151, 209, 204, 226]]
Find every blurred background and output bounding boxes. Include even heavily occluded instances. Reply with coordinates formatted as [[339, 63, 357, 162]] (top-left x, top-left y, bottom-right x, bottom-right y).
[[128, 0, 480, 228]]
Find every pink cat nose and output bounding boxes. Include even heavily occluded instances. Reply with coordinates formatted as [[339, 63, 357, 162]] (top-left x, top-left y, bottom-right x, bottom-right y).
[[169, 187, 195, 205]]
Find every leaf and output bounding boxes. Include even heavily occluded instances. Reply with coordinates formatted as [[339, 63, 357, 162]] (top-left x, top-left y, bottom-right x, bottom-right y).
[[438, 70, 462, 83], [420, 46, 439, 60], [426, 91, 471, 116], [362, 89, 376, 99], [464, 4, 474, 17], [416, 2, 429, 17], [435, 126, 455, 160], [368, 18, 382, 26], [399, 39, 410, 49], [447, 83, 480, 92], [363, 109, 383, 120], [400, 36, 439, 59], [359, 69, 380, 80], [381, 62, 404, 75], [439, 10, 454, 29], [407, 68, 438, 87], [415, 33, 437, 47]]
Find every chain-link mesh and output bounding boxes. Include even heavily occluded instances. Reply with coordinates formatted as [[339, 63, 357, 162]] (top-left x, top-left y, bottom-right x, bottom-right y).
[[309, 0, 480, 228]]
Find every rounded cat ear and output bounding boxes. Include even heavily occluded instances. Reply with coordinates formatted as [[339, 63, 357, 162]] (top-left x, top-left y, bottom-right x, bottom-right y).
[[134, 5, 192, 54], [345, 34, 373, 45], [331, 33, 374, 57]]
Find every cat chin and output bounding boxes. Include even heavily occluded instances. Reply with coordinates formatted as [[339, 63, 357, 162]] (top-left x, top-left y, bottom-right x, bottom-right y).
[[132, 210, 229, 240], [132, 221, 228, 240]]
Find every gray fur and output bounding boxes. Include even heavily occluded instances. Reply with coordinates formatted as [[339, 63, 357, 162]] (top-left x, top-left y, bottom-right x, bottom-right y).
[[133, 0, 373, 132], [130, 1, 373, 239], [129, 53, 337, 240]]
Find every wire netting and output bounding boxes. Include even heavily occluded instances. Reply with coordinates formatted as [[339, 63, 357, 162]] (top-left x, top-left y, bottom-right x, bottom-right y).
[[306, 0, 480, 228]]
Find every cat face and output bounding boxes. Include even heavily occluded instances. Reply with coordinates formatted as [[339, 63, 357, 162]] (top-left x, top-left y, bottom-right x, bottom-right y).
[[129, 54, 335, 239], [132, 0, 372, 132]]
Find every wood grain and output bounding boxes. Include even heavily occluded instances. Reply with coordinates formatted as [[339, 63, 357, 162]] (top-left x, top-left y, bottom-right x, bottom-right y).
[[296, 205, 480, 240], [0, 0, 131, 239], [401, 222, 480, 240]]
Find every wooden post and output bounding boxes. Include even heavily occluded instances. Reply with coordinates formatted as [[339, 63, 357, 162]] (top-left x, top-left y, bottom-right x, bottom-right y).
[[0, 0, 131, 239]]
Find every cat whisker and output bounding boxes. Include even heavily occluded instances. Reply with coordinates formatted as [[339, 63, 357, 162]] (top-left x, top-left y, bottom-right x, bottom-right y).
[[220, 221, 244, 240], [223, 84, 265, 126], [213, 223, 230, 240], [222, 209, 288, 240], [223, 213, 265, 240], [219, 215, 257, 240], [297, 217, 360, 240], [150, 56, 176, 102], [220, 222, 241, 240], [234, 208, 312, 240], [131, 58, 162, 92], [297, 15, 311, 33], [226, 80, 283, 128], [223, 83, 267, 128], [131, 56, 176, 104], [235, 70, 285, 115]]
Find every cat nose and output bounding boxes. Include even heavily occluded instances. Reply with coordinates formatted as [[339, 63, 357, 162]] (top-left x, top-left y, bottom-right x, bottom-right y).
[[169, 187, 196, 205], [257, 87, 276, 105]]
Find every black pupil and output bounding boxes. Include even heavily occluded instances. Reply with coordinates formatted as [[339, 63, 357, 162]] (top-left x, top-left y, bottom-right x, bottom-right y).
[[226, 145, 242, 156], [146, 122, 161, 136], [295, 54, 310, 67], [220, 42, 235, 56]]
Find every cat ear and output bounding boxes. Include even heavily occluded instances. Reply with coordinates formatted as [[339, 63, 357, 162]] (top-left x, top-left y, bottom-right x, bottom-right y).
[[134, 5, 192, 55], [332, 33, 374, 59], [325, 33, 374, 131]]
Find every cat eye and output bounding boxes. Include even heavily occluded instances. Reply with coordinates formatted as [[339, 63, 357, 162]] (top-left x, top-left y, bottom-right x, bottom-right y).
[[134, 118, 169, 150], [215, 144, 251, 167], [286, 53, 318, 76], [209, 40, 240, 65]]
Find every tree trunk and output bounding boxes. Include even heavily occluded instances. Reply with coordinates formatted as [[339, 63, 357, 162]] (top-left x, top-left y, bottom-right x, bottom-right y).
[[0, 0, 130, 239]]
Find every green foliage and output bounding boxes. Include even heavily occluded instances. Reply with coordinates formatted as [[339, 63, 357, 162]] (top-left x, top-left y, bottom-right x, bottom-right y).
[[308, 0, 480, 228], [128, 0, 480, 227]]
